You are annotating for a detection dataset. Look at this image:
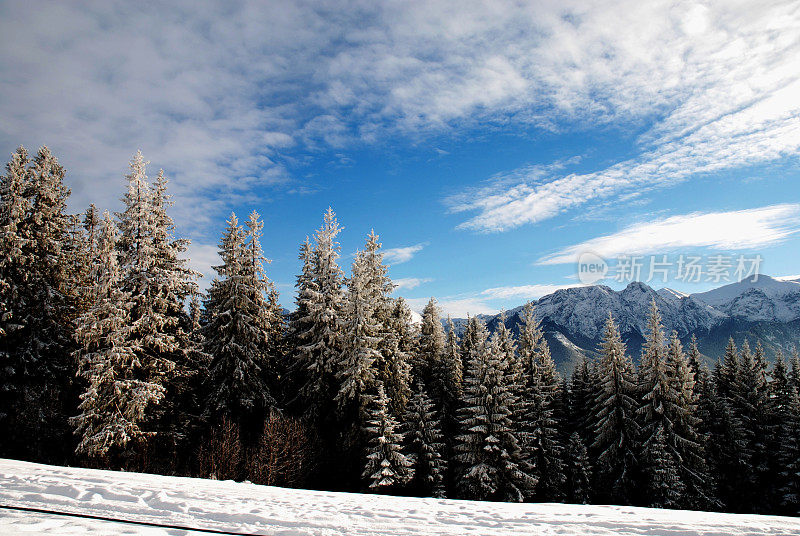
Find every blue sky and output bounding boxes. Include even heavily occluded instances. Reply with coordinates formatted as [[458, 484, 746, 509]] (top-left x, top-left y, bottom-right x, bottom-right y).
[[1, 0, 799, 316]]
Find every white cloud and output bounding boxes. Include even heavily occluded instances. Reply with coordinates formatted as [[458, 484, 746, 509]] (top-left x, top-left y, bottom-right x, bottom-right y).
[[3, 0, 799, 240], [185, 241, 221, 292], [481, 283, 582, 300], [446, 1, 800, 232], [538, 204, 800, 265], [383, 243, 426, 264], [405, 296, 499, 319], [393, 277, 433, 291]]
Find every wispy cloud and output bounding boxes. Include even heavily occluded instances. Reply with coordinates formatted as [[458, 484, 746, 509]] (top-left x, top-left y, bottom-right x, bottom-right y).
[[538, 204, 800, 265], [384, 243, 426, 264], [481, 283, 582, 300], [448, 1, 800, 232], [393, 277, 433, 291], [185, 241, 221, 292]]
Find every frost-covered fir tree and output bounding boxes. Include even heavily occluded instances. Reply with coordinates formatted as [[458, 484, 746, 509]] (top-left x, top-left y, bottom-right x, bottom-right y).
[[517, 302, 564, 502], [202, 212, 279, 440], [363, 384, 412, 493], [115, 152, 199, 464], [336, 247, 381, 427], [416, 298, 446, 398], [568, 354, 596, 444], [645, 427, 684, 509], [295, 208, 345, 425], [592, 312, 638, 504], [564, 432, 591, 504], [383, 296, 414, 416], [404, 380, 446, 497], [455, 317, 534, 502], [0, 146, 75, 461], [665, 330, 708, 508], [441, 316, 463, 424], [72, 212, 157, 464]]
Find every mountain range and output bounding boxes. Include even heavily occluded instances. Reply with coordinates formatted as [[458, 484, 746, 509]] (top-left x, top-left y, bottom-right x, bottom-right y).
[[448, 275, 800, 373]]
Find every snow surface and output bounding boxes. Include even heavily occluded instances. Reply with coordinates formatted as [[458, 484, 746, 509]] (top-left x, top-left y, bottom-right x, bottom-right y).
[[2, 459, 799, 535]]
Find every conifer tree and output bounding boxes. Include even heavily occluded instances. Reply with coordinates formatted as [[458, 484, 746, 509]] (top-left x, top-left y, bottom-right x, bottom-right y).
[[295, 208, 344, 424], [336, 247, 381, 429], [202, 213, 278, 441], [72, 212, 154, 464], [115, 152, 199, 465], [645, 427, 684, 509], [517, 302, 564, 501], [363, 384, 412, 493], [383, 296, 414, 416], [455, 317, 533, 501], [416, 298, 446, 398], [592, 312, 638, 504], [564, 432, 591, 504], [0, 146, 75, 461], [404, 381, 446, 497]]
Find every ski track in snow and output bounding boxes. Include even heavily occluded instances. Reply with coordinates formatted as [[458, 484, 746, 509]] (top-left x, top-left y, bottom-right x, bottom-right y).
[[1, 459, 799, 535]]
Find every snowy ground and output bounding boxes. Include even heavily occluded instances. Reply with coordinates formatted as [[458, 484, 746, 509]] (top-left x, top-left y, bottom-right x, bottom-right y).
[[1, 459, 799, 536]]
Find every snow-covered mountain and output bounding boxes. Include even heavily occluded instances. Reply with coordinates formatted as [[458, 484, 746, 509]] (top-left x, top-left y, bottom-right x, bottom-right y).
[[453, 275, 800, 373], [692, 275, 800, 323]]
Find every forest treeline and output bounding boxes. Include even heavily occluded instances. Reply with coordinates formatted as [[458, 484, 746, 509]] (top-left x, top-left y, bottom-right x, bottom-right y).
[[1, 147, 799, 516]]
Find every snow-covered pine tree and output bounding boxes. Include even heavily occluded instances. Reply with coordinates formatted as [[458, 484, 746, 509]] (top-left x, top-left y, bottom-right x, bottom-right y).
[[777, 381, 800, 514], [404, 380, 446, 497], [455, 317, 534, 502], [645, 427, 684, 509], [636, 300, 687, 507], [416, 298, 446, 398], [708, 338, 747, 511], [731, 339, 771, 512], [363, 384, 412, 493], [295, 208, 345, 425], [336, 247, 381, 427], [72, 212, 158, 464], [568, 354, 596, 445], [564, 432, 591, 504], [0, 146, 75, 462], [286, 237, 316, 412], [115, 152, 199, 467], [202, 212, 278, 441], [664, 330, 708, 509], [0, 147, 31, 452], [383, 296, 414, 416], [441, 316, 463, 425], [517, 302, 564, 502], [591, 312, 638, 505], [686, 335, 719, 509]]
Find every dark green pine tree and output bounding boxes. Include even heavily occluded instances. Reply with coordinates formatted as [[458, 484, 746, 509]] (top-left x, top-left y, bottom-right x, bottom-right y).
[[645, 427, 684, 509], [591, 312, 638, 505], [404, 380, 446, 498]]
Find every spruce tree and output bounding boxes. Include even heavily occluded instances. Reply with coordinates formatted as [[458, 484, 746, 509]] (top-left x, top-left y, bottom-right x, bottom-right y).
[[363, 384, 412, 493], [416, 297, 446, 398], [202, 213, 278, 441], [517, 302, 564, 502], [404, 380, 446, 497], [592, 312, 638, 504], [455, 317, 533, 501], [564, 432, 592, 504], [116, 152, 199, 467], [72, 212, 154, 464], [295, 208, 344, 425], [0, 146, 75, 462]]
